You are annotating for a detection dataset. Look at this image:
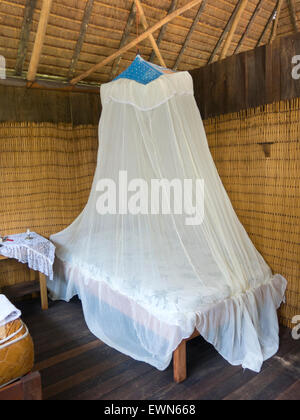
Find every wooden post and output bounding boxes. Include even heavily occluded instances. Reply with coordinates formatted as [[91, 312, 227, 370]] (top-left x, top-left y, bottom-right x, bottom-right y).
[[70, 0, 202, 85], [173, 340, 187, 383], [27, 0, 53, 82]]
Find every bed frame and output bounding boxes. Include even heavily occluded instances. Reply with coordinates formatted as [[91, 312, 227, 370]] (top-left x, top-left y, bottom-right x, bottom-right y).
[[173, 329, 200, 383]]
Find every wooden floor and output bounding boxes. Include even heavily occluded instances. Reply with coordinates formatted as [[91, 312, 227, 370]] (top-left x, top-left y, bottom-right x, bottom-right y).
[[18, 297, 300, 401]]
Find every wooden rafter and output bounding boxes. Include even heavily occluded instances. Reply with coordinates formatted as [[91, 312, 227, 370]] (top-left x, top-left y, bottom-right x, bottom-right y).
[[269, 0, 283, 43], [149, 0, 178, 63], [220, 0, 248, 60], [208, 0, 246, 64], [173, 0, 207, 70], [234, 0, 264, 54], [70, 0, 203, 85], [287, 0, 299, 33], [111, 3, 136, 80], [68, 0, 94, 80], [256, 3, 278, 47], [1, 74, 99, 94], [134, 0, 166, 68], [15, 0, 37, 76], [27, 0, 53, 82]]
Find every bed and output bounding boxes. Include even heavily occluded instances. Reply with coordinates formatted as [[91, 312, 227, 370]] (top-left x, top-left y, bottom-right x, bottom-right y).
[[48, 63, 287, 380]]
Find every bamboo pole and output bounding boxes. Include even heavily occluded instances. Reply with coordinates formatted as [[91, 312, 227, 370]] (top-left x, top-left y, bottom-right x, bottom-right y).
[[208, 0, 243, 64], [220, 0, 248, 60], [256, 4, 277, 47], [134, 0, 166, 68], [173, 0, 207, 70], [111, 3, 137, 80], [270, 0, 283, 43], [27, 0, 53, 82], [15, 0, 37, 76], [287, 0, 299, 33], [234, 0, 263, 54], [70, 0, 202, 85], [149, 0, 178, 63], [68, 0, 94, 79]]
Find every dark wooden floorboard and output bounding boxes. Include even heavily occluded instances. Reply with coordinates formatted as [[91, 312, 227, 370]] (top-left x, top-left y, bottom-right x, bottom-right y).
[[18, 298, 300, 400]]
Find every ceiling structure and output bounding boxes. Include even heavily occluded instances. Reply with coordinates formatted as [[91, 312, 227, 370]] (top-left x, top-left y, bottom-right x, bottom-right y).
[[0, 0, 299, 89]]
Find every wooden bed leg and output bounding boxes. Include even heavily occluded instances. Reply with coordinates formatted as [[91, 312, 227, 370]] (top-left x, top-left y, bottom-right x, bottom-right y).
[[173, 339, 187, 383]]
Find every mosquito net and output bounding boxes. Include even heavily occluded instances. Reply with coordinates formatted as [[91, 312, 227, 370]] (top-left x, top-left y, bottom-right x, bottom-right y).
[[48, 59, 287, 373]]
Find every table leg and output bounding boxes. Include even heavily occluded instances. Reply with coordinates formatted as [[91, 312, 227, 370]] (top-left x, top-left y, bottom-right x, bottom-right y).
[[38, 273, 48, 310]]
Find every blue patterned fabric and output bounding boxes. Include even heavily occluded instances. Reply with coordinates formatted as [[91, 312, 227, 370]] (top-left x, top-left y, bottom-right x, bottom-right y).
[[113, 55, 168, 85]]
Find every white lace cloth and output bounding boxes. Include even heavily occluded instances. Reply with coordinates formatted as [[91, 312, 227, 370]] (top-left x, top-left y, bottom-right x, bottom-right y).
[[0, 233, 55, 280], [0, 294, 21, 327]]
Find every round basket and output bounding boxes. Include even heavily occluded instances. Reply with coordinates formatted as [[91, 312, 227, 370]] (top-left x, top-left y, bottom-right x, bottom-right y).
[[0, 318, 34, 388]]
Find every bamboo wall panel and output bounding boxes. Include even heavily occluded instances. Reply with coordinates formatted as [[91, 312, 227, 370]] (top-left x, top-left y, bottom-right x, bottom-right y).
[[204, 99, 300, 329], [0, 122, 98, 290]]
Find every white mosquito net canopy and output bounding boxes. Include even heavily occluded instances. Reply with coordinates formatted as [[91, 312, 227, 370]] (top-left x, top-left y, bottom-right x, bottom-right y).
[[49, 56, 287, 372]]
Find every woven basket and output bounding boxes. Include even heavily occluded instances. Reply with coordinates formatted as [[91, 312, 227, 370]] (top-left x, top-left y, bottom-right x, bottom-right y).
[[0, 318, 34, 388]]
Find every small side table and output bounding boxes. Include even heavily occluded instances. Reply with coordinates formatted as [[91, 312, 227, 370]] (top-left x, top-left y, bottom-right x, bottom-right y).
[[0, 233, 55, 311]]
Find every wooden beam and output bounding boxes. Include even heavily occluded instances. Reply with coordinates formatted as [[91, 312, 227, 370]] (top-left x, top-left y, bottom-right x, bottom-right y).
[[270, 0, 283, 43], [220, 0, 249, 60], [287, 0, 299, 33], [0, 76, 100, 94], [149, 0, 178, 63], [70, 0, 203, 85], [256, 3, 278, 47], [134, 0, 166, 67], [234, 0, 264, 54], [111, 3, 136, 80], [15, 0, 37, 76], [27, 0, 53, 82], [208, 0, 245, 64], [68, 0, 94, 79], [173, 0, 207, 70]]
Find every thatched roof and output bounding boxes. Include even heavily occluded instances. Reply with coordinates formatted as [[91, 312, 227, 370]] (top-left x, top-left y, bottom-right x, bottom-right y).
[[0, 0, 299, 88]]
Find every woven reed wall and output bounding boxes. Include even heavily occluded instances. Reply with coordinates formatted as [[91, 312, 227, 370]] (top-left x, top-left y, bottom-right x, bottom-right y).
[[204, 99, 300, 329], [0, 122, 98, 290]]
